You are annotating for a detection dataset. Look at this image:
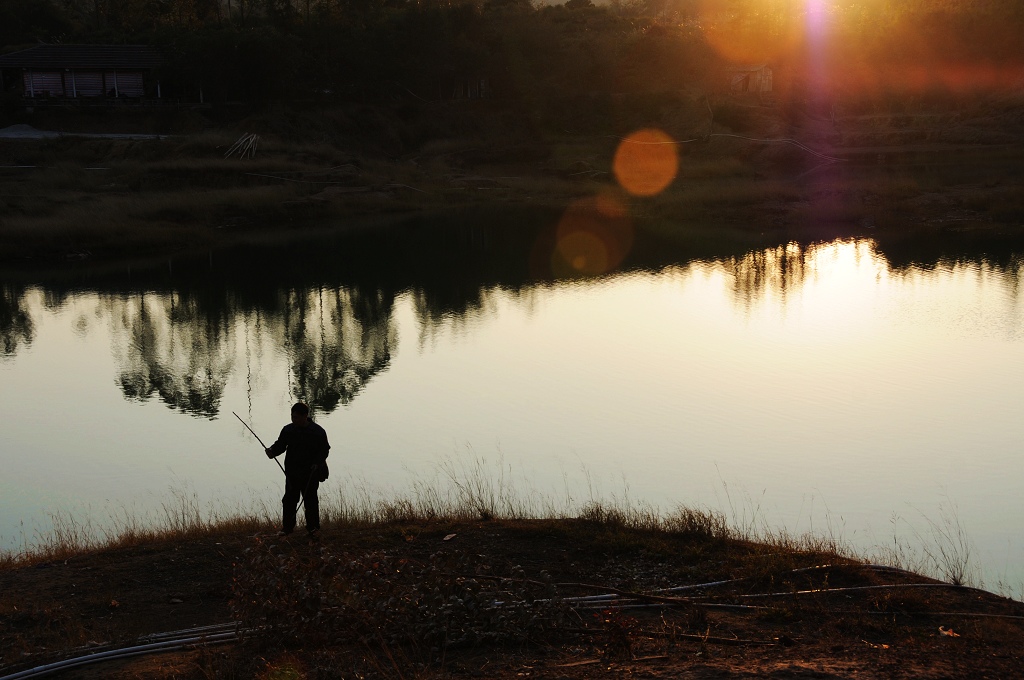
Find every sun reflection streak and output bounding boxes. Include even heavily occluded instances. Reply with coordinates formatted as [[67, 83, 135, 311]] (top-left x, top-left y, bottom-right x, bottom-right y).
[[806, 0, 827, 33], [710, 239, 1024, 345], [724, 239, 890, 316], [804, 0, 829, 94]]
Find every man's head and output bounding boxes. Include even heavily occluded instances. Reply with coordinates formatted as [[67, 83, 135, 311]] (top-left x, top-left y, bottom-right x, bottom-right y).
[[291, 402, 310, 426]]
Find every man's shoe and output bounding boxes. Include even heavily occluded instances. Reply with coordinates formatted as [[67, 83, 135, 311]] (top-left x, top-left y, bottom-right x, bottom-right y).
[[277, 529, 293, 538], [307, 529, 321, 542]]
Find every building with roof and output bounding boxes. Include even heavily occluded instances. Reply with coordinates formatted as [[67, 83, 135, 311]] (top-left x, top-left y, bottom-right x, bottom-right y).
[[0, 44, 163, 102], [726, 64, 773, 94]]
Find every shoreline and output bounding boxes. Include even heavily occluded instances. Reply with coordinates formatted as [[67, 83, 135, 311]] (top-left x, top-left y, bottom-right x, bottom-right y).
[[2, 124, 1023, 270]]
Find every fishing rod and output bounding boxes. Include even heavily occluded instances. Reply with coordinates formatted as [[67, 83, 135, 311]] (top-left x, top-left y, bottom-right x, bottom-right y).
[[233, 411, 312, 514], [233, 411, 285, 476]]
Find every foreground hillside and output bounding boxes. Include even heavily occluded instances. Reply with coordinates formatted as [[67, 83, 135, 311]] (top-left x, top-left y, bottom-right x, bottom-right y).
[[2, 515, 1023, 679]]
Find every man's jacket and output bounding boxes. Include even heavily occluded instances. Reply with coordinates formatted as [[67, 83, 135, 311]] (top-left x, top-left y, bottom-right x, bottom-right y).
[[267, 421, 330, 476]]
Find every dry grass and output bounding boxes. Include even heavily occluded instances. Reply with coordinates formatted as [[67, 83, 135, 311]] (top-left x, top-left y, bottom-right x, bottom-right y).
[[0, 452, 814, 570], [0, 448, 989, 607], [1, 503, 272, 571]]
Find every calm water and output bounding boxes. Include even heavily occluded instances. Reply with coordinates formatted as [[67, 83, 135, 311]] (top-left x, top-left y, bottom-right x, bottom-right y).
[[2, 210, 1023, 595]]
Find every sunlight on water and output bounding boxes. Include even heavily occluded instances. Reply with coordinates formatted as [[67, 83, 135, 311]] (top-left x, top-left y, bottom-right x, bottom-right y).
[[2, 237, 1023, 595]]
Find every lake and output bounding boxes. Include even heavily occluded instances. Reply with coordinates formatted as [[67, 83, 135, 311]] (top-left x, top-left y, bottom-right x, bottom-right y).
[[2, 207, 1023, 597]]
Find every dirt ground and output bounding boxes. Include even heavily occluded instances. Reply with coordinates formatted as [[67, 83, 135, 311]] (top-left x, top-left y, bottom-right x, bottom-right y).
[[2, 519, 1023, 679]]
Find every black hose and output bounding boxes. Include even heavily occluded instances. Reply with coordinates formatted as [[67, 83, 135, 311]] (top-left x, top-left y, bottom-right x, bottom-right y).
[[0, 630, 240, 680]]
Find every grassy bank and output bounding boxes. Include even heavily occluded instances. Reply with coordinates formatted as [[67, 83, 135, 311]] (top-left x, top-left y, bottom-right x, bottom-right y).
[[2, 100, 1024, 266], [2, 473, 1023, 679]]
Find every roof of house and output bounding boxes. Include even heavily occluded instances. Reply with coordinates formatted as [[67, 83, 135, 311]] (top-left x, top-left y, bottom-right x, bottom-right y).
[[0, 45, 163, 70]]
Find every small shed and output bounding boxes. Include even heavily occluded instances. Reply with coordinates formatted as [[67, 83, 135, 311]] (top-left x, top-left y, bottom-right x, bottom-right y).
[[726, 64, 773, 94], [0, 45, 163, 101]]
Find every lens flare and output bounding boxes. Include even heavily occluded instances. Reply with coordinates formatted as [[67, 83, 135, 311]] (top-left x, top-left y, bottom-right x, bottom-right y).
[[700, 0, 802, 65], [549, 193, 634, 277], [556, 230, 610, 276], [613, 129, 679, 197]]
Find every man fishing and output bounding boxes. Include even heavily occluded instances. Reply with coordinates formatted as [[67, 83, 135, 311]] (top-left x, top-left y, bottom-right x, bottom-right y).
[[265, 402, 330, 538]]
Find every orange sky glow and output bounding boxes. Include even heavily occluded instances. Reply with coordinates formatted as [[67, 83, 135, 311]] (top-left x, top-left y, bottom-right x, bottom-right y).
[[697, 0, 1024, 98]]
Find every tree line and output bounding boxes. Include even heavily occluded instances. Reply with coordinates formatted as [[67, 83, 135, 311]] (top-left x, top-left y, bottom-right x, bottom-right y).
[[2, 0, 1022, 107]]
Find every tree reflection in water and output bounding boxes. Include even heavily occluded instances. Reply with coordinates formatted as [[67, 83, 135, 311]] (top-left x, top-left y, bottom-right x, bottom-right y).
[[112, 292, 234, 419], [727, 242, 809, 311], [0, 284, 34, 356], [2, 208, 1023, 419], [101, 283, 398, 418], [283, 287, 395, 413]]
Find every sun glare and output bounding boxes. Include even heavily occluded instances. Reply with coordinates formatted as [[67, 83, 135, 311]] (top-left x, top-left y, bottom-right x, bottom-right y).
[[698, 0, 1024, 101]]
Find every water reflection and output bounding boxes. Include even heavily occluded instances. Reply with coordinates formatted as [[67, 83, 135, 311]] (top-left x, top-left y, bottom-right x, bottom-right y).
[[724, 239, 1023, 316], [111, 292, 234, 418], [5, 213, 1024, 596], [728, 241, 809, 310], [2, 211, 1024, 421], [0, 283, 33, 356], [98, 285, 398, 418], [283, 288, 395, 413]]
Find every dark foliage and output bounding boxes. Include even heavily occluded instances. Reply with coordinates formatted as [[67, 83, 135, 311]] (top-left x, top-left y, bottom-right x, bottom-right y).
[[3, 1, 1022, 116]]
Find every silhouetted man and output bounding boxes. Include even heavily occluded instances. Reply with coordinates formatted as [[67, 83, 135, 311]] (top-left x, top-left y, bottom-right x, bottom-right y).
[[266, 402, 330, 538]]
